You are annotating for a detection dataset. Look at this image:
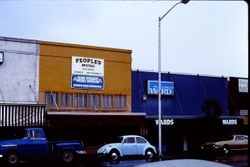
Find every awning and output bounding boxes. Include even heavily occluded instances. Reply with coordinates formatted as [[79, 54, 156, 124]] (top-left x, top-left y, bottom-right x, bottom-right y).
[[0, 103, 46, 127], [145, 115, 244, 127], [46, 112, 146, 128]]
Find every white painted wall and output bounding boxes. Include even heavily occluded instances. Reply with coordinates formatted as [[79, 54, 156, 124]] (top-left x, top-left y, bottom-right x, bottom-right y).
[[0, 37, 39, 104]]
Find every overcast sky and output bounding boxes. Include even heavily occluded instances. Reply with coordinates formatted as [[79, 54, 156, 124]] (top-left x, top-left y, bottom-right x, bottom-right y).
[[0, 0, 248, 78]]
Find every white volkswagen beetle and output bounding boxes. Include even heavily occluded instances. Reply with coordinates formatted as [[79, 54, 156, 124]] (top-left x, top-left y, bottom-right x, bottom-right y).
[[97, 135, 157, 161]]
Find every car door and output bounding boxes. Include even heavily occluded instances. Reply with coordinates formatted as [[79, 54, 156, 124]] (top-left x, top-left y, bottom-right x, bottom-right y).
[[26, 130, 50, 158], [122, 137, 137, 156], [234, 135, 248, 149], [136, 137, 147, 155]]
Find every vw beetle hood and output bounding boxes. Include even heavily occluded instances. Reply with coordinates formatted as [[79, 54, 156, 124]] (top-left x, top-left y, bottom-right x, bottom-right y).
[[97, 143, 120, 153]]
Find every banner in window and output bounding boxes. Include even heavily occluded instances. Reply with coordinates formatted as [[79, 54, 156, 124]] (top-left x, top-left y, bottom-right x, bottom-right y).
[[71, 56, 104, 90]]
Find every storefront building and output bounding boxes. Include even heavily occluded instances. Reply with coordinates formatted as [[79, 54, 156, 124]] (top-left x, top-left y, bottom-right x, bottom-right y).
[[0, 37, 39, 104], [0, 37, 46, 128], [0, 36, 144, 144], [132, 70, 245, 153], [0, 36, 247, 152], [38, 40, 133, 113], [37, 38, 146, 144], [0, 36, 133, 111]]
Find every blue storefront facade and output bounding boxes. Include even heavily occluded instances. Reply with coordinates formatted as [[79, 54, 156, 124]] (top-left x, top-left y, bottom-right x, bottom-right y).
[[132, 70, 244, 153]]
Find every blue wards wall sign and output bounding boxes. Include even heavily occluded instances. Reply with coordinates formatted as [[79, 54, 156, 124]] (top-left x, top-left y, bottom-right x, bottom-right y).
[[147, 80, 174, 96]]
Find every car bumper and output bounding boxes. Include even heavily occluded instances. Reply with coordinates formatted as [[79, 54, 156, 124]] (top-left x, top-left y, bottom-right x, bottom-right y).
[[76, 150, 87, 155], [201, 145, 217, 151]]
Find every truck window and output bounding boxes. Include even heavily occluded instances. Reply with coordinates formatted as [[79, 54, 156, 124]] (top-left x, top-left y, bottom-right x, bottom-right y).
[[31, 130, 43, 139], [25, 130, 31, 138]]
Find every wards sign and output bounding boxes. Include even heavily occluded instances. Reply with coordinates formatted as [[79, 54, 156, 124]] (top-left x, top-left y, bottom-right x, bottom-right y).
[[147, 80, 174, 96], [71, 56, 104, 90]]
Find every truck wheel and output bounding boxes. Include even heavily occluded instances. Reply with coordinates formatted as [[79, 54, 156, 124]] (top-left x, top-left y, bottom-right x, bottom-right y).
[[62, 150, 74, 163], [7, 152, 19, 165]]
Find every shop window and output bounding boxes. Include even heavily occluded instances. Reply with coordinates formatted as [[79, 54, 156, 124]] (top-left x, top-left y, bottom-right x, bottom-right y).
[[89, 94, 100, 109], [61, 93, 73, 107], [74, 93, 87, 108], [102, 95, 112, 108], [45, 92, 58, 107], [114, 95, 126, 108]]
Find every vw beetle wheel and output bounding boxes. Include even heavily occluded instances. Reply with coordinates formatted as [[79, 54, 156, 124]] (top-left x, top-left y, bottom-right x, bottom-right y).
[[145, 149, 154, 160], [109, 150, 120, 162]]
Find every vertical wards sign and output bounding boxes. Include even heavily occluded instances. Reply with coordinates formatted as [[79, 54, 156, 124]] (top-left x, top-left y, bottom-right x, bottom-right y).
[[71, 56, 104, 90], [238, 79, 248, 93]]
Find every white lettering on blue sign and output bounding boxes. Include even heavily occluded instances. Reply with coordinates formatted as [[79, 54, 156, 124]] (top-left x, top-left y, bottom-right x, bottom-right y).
[[155, 119, 174, 126], [72, 75, 104, 90], [147, 80, 174, 96], [222, 119, 237, 125]]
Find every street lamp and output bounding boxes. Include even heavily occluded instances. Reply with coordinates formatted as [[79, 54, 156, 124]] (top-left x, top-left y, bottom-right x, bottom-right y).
[[158, 0, 189, 158]]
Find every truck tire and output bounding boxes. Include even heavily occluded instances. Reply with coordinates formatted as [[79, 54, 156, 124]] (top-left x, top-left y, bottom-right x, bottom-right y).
[[7, 152, 20, 165], [62, 150, 74, 163]]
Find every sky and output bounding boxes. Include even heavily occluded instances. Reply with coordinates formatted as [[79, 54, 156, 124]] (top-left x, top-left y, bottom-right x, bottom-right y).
[[0, 0, 248, 78]]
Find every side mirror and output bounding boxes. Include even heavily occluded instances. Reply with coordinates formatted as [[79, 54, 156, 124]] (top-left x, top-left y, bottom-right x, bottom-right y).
[[181, 0, 190, 4]]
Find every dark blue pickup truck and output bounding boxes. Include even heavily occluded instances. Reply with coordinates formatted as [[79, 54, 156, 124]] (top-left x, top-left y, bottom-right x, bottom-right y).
[[0, 127, 86, 165]]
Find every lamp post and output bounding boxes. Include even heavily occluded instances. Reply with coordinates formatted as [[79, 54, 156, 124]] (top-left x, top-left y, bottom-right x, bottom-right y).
[[158, 0, 189, 159]]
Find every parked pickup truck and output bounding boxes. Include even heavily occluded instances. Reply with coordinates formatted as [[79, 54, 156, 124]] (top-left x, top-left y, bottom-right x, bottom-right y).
[[0, 127, 86, 165]]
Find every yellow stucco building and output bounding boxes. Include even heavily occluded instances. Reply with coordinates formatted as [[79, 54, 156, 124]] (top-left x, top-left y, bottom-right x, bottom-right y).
[[39, 40, 132, 113]]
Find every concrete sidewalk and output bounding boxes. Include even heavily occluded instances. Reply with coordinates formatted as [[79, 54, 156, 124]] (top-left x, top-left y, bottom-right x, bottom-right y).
[[135, 159, 233, 167]]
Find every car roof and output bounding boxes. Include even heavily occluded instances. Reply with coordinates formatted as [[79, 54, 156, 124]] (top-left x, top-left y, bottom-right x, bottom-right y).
[[120, 135, 144, 138], [232, 134, 248, 137]]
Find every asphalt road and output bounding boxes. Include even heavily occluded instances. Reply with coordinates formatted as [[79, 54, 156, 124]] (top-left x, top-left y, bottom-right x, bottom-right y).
[[1, 151, 247, 167]]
